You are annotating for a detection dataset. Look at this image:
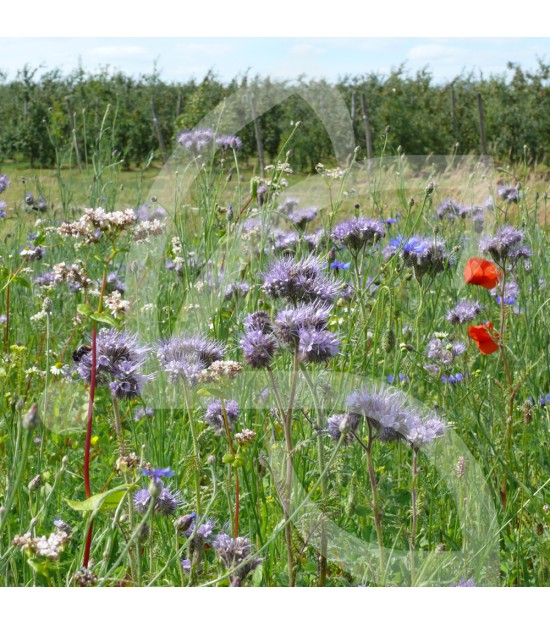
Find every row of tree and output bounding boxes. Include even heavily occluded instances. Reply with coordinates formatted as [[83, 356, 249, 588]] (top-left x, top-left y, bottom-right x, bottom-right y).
[[0, 61, 549, 171]]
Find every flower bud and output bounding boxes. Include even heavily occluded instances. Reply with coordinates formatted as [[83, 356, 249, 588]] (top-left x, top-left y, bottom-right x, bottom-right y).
[[22, 404, 39, 431]]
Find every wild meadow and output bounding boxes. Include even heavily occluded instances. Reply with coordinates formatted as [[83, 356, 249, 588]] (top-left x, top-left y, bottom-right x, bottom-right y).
[[0, 107, 548, 587]]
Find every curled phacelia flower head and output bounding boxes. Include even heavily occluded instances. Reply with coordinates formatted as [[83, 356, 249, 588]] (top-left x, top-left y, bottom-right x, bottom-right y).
[[274, 303, 331, 347], [241, 330, 277, 369], [426, 337, 466, 367], [446, 299, 481, 325], [262, 255, 342, 304], [400, 235, 453, 280], [204, 399, 239, 435], [77, 328, 152, 400], [157, 335, 225, 385], [212, 533, 263, 586], [327, 413, 360, 445], [331, 216, 385, 251], [0, 173, 10, 194], [479, 226, 530, 265]]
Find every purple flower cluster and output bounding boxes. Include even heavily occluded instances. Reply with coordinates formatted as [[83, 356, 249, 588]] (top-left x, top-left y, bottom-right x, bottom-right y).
[[157, 335, 224, 385], [262, 255, 342, 304], [133, 486, 180, 516], [497, 185, 520, 203], [331, 216, 385, 251], [400, 236, 452, 279], [203, 398, 239, 435], [215, 134, 243, 151], [274, 303, 339, 364], [492, 280, 519, 305], [436, 199, 464, 220], [327, 413, 360, 445], [77, 328, 151, 400], [347, 386, 445, 449], [0, 173, 10, 194], [177, 128, 214, 152], [479, 226, 530, 265], [446, 299, 481, 325], [287, 206, 318, 230], [426, 337, 466, 367], [0, 200, 6, 218], [212, 533, 263, 586]]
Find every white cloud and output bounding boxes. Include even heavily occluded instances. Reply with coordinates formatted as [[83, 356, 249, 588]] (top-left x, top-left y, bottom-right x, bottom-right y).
[[407, 44, 462, 63], [289, 43, 324, 56], [89, 45, 149, 59]]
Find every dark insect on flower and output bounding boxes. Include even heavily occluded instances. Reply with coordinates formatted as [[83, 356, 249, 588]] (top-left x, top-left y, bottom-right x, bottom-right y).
[[72, 345, 92, 363], [76, 328, 152, 399]]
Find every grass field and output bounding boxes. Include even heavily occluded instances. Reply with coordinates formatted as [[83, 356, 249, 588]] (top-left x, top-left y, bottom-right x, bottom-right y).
[[0, 137, 548, 587]]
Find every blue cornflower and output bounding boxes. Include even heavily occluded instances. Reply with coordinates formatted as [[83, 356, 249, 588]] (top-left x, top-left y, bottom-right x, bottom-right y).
[[441, 373, 464, 384], [142, 467, 174, 481], [330, 260, 351, 270]]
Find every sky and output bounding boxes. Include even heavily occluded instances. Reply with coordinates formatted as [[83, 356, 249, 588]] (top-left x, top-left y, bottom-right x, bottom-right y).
[[1, 38, 549, 84]]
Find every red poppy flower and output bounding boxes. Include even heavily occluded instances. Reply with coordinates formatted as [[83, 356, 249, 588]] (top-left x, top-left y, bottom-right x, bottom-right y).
[[464, 258, 501, 289], [468, 322, 500, 355]]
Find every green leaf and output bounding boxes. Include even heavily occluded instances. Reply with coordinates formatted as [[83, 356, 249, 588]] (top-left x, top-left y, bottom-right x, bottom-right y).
[[89, 312, 117, 327], [77, 303, 93, 317], [66, 485, 131, 513], [252, 563, 263, 586], [11, 276, 31, 289]]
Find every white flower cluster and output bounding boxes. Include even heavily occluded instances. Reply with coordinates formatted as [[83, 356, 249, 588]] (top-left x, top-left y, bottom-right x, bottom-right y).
[[53, 261, 94, 290], [58, 207, 136, 244], [105, 290, 130, 319], [132, 219, 165, 243], [13, 528, 71, 560]]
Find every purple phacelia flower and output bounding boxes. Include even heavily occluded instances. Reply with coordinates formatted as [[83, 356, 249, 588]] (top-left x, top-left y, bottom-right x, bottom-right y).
[[77, 328, 151, 400], [177, 128, 214, 153], [450, 575, 476, 587], [287, 206, 318, 229], [212, 533, 263, 586], [244, 311, 272, 334], [497, 185, 520, 204], [215, 134, 243, 151], [446, 300, 481, 325], [157, 335, 225, 385], [241, 330, 277, 369], [297, 327, 339, 364], [331, 216, 385, 251], [0, 174, 10, 194], [427, 338, 466, 367], [479, 226, 530, 264], [204, 399, 239, 435], [274, 303, 331, 347], [262, 255, 342, 304], [437, 199, 464, 220], [326, 413, 360, 445], [492, 280, 519, 305]]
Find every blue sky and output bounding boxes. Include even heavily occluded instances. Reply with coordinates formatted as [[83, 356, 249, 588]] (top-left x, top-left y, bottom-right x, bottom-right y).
[[1, 38, 548, 83]]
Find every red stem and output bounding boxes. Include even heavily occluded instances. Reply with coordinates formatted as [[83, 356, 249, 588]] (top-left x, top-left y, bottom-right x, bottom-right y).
[[82, 322, 98, 569]]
